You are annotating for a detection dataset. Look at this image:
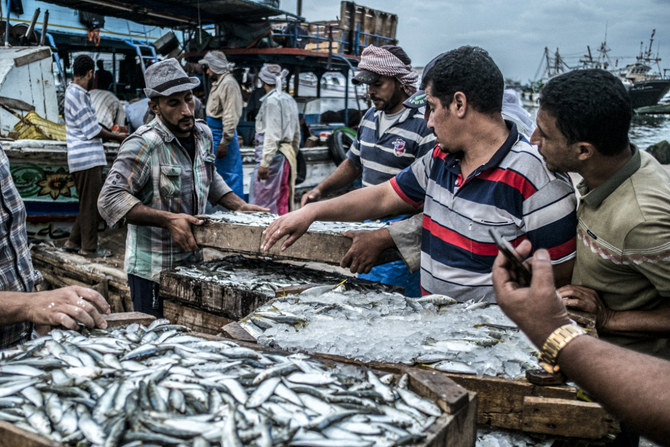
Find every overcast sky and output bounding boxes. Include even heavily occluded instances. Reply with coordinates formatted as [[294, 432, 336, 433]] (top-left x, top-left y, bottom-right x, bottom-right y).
[[282, 0, 670, 83]]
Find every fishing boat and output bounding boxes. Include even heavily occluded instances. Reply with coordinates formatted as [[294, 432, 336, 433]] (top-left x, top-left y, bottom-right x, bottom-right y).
[[610, 30, 670, 109], [535, 30, 670, 109], [0, 0, 398, 238]]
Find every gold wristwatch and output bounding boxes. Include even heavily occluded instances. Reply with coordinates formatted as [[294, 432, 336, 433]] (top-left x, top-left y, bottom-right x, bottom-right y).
[[538, 324, 586, 381]]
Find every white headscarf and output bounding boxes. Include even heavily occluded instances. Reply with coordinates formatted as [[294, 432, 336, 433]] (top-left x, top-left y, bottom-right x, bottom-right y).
[[199, 51, 235, 75], [259, 64, 289, 92]]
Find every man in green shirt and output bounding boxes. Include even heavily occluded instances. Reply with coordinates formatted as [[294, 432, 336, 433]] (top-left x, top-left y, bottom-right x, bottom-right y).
[[532, 69, 670, 361]]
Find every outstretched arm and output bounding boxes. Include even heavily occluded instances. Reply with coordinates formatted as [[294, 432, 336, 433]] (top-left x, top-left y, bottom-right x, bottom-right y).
[[262, 181, 415, 252], [492, 241, 670, 444]]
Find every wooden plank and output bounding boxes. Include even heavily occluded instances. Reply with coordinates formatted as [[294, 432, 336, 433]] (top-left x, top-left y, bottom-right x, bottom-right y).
[[104, 312, 155, 327], [0, 420, 59, 447], [31, 244, 131, 313], [407, 368, 469, 414], [223, 321, 258, 343], [193, 219, 401, 266], [521, 396, 619, 439], [14, 48, 52, 67], [0, 96, 35, 112], [164, 300, 234, 335], [422, 393, 477, 447], [443, 373, 577, 430]]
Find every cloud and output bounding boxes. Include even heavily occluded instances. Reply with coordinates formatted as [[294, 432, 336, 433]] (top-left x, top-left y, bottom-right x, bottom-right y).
[[289, 0, 670, 82]]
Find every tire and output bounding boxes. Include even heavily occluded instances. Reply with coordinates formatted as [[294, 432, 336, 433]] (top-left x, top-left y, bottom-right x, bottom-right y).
[[327, 127, 356, 166]]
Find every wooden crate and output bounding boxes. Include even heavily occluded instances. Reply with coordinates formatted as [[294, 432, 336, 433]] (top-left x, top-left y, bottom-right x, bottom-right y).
[[193, 217, 400, 266], [0, 334, 476, 447], [160, 256, 400, 332], [339, 0, 398, 53], [223, 321, 618, 440], [163, 299, 235, 335]]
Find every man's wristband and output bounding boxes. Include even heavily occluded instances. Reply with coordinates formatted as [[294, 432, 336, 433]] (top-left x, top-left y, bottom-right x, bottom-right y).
[[538, 324, 586, 381]]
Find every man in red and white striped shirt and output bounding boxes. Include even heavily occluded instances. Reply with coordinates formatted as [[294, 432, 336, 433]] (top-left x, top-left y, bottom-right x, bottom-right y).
[[262, 47, 577, 302]]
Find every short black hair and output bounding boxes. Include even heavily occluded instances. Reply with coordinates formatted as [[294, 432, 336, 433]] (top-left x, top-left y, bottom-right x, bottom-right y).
[[381, 45, 412, 65], [73, 55, 95, 77], [539, 69, 631, 156], [422, 46, 503, 114], [96, 59, 105, 69]]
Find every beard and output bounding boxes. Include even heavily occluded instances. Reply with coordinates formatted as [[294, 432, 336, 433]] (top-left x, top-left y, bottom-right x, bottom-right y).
[[163, 116, 195, 137], [371, 87, 405, 113]]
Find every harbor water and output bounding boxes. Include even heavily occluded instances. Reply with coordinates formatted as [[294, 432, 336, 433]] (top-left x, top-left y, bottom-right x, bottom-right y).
[[631, 113, 670, 149]]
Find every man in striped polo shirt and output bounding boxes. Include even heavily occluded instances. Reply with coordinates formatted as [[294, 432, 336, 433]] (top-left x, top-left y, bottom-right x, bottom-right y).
[[64, 55, 127, 257], [300, 45, 435, 296], [262, 46, 577, 302]]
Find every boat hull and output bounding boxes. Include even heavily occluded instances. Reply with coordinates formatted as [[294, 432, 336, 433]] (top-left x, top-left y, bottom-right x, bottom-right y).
[[628, 79, 670, 109], [3, 140, 336, 237]]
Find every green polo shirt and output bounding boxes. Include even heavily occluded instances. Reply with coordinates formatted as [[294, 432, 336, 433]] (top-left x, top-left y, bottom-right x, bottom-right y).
[[572, 146, 670, 358]]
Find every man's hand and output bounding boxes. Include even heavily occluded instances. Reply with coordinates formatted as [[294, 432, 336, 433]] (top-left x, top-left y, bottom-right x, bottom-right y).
[[27, 286, 110, 330], [261, 207, 316, 252], [558, 284, 614, 331], [300, 188, 322, 207], [216, 141, 229, 159], [492, 240, 571, 348], [165, 213, 204, 252], [341, 229, 393, 274], [257, 166, 270, 180], [112, 131, 128, 142]]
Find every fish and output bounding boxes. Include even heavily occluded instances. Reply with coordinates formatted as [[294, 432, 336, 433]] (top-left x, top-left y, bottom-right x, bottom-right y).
[[0, 320, 443, 446]]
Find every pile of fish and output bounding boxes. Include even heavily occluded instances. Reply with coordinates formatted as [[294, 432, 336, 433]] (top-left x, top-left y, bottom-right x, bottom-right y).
[[477, 427, 555, 447], [241, 285, 539, 378], [0, 320, 445, 446], [172, 256, 393, 298], [206, 211, 390, 234]]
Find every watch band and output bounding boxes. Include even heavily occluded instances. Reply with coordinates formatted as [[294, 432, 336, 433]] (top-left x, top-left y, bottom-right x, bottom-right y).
[[538, 324, 586, 380]]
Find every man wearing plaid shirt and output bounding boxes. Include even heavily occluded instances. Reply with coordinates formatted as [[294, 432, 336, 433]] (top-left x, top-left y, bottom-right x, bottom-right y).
[[0, 145, 110, 349], [98, 59, 266, 318]]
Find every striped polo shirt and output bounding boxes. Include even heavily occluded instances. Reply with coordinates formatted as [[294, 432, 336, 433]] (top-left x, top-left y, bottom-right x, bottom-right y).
[[64, 83, 105, 173], [347, 106, 435, 186], [391, 123, 577, 302]]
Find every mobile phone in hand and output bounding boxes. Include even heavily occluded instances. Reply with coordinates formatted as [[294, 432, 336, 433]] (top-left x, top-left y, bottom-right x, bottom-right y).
[[489, 229, 532, 286]]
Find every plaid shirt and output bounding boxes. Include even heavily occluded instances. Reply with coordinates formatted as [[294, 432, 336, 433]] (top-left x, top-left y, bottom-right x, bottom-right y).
[[0, 147, 41, 349], [98, 118, 231, 282]]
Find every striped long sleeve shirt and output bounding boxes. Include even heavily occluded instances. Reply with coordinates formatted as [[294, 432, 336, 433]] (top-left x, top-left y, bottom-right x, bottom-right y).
[[64, 83, 105, 173]]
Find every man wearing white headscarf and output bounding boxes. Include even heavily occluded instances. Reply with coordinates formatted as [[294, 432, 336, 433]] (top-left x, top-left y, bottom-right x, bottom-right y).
[[299, 45, 435, 297], [249, 64, 300, 215], [199, 51, 245, 198]]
